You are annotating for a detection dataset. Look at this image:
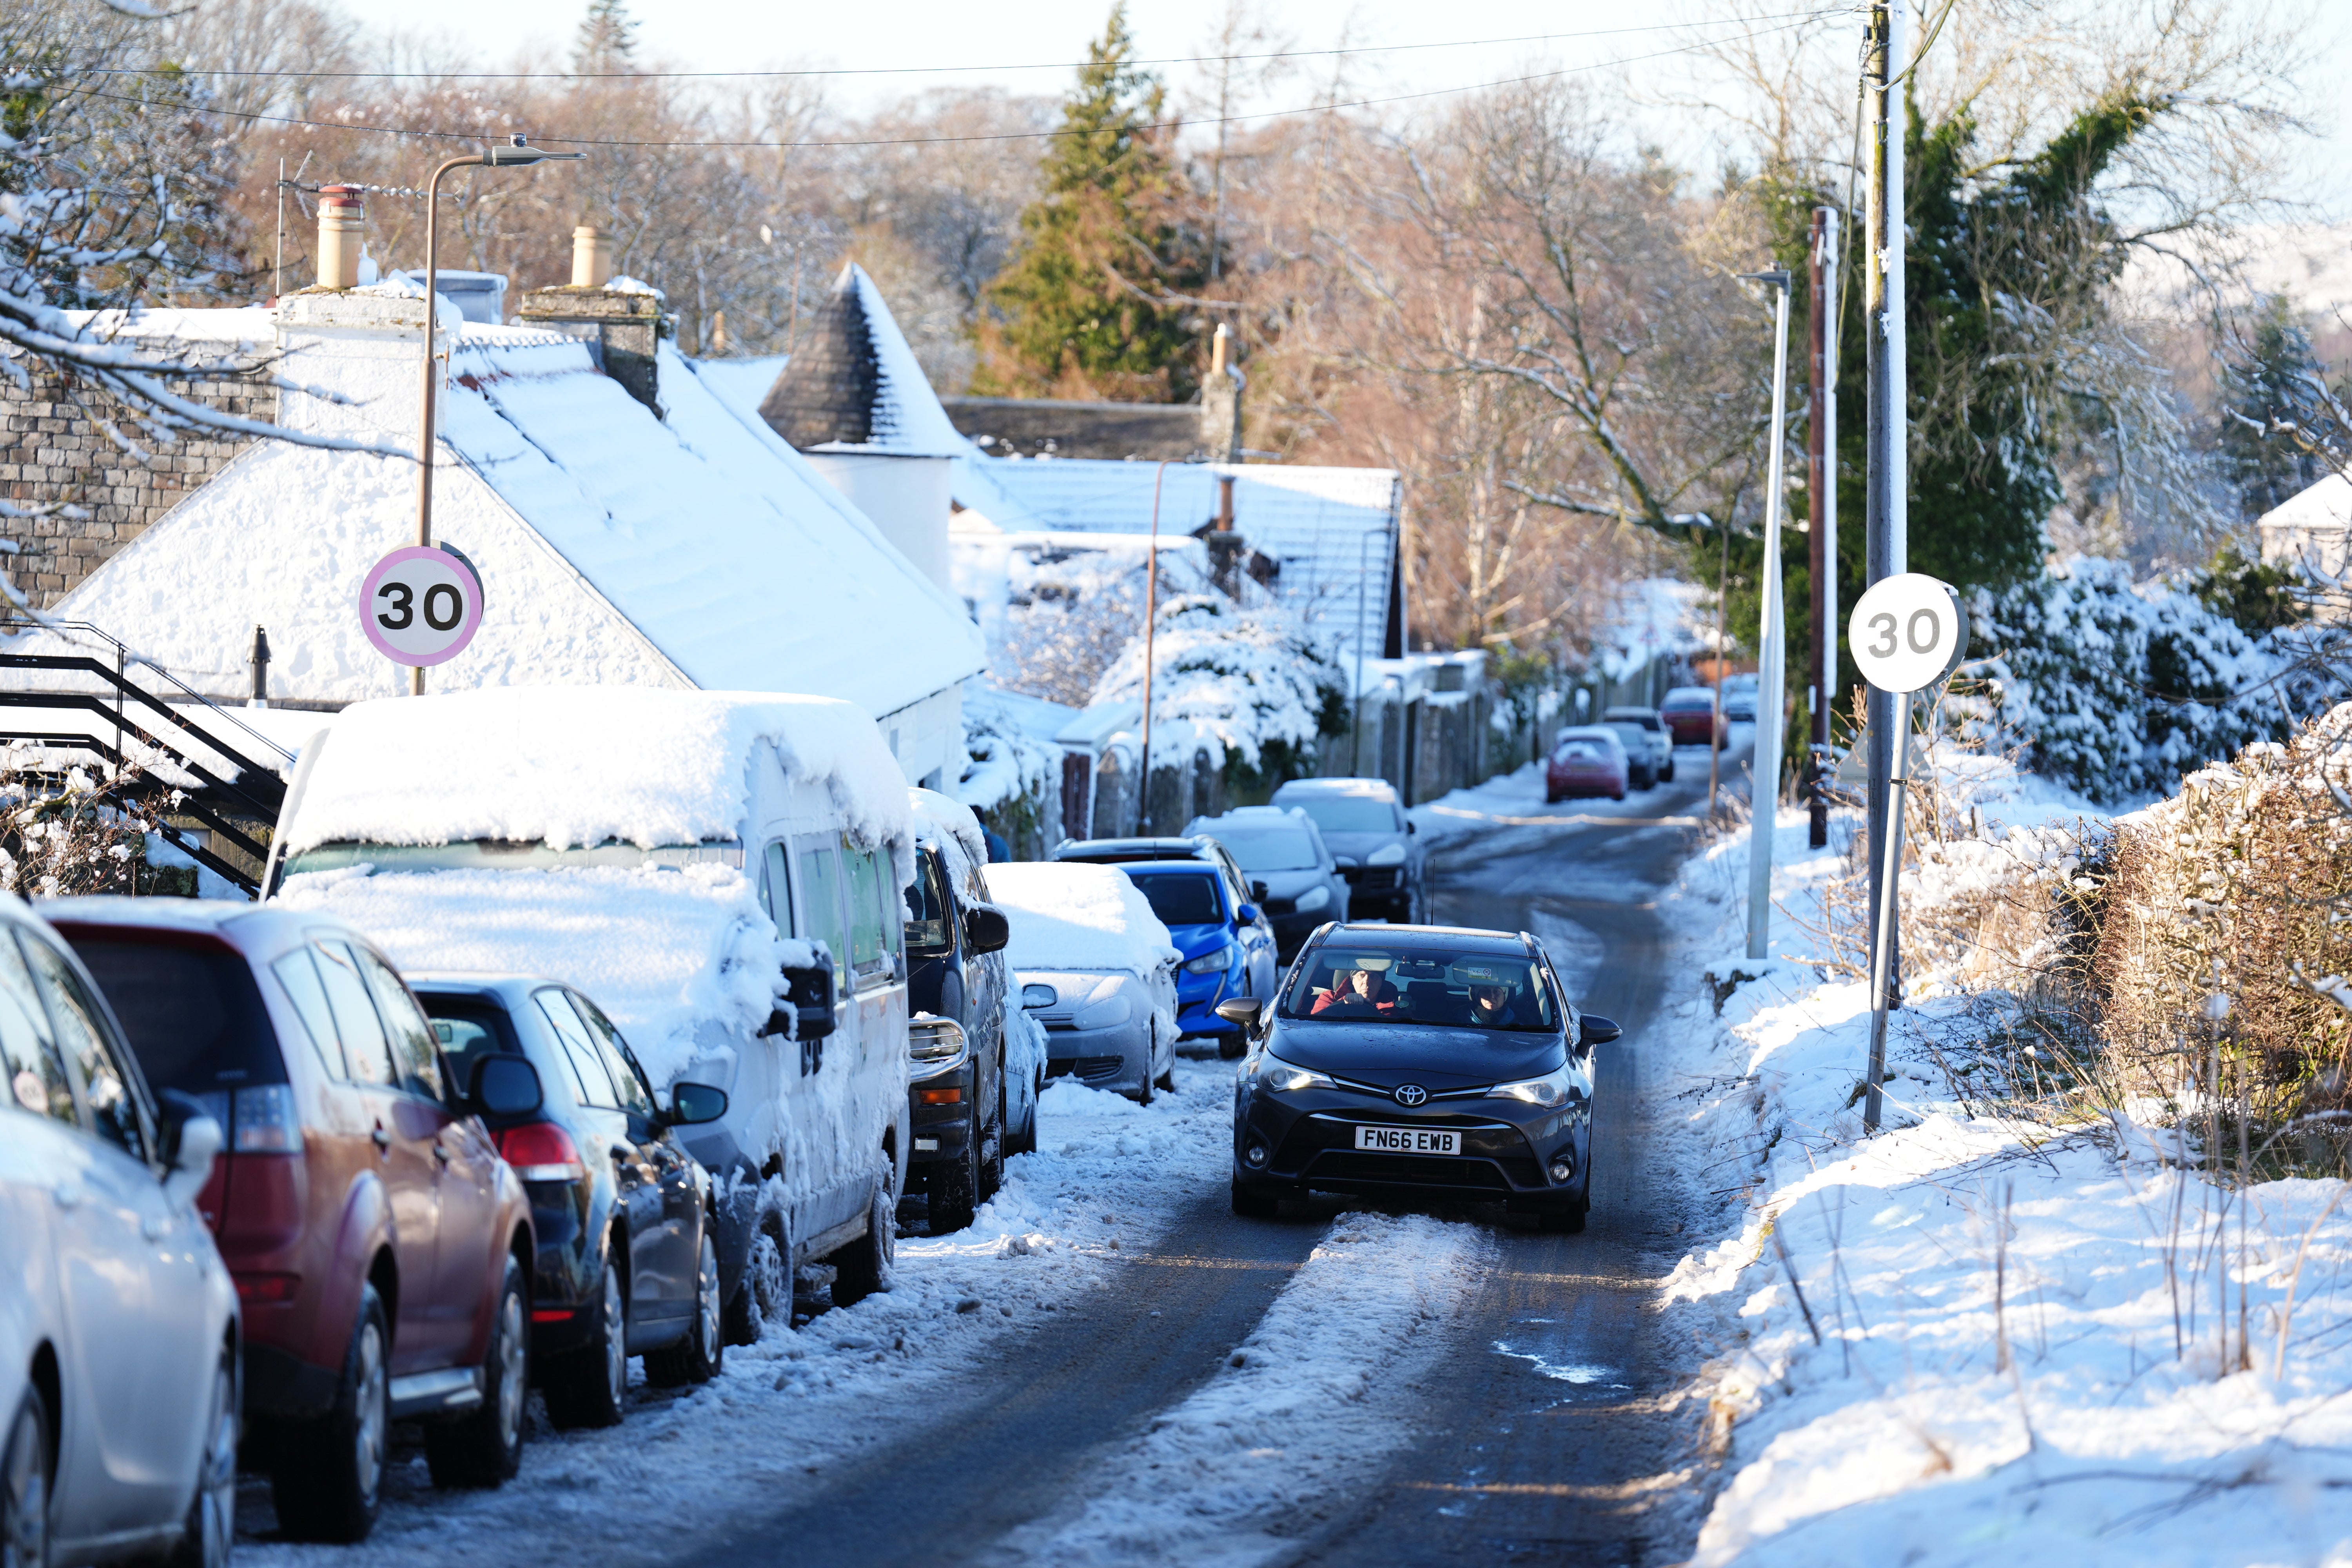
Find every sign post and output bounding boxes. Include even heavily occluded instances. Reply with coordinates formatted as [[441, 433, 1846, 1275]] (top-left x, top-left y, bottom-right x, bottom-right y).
[[360, 545, 485, 675], [1847, 571, 1966, 1132]]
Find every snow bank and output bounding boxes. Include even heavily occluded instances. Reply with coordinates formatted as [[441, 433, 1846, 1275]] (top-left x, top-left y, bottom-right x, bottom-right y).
[[985, 862, 1179, 974], [275, 862, 783, 1087], [282, 686, 909, 857]]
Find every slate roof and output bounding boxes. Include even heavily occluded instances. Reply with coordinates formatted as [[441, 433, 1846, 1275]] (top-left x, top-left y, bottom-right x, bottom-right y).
[[757, 265, 965, 458]]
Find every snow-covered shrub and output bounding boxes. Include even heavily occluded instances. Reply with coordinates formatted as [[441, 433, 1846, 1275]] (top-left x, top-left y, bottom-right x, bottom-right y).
[[957, 686, 1064, 857], [1087, 595, 1348, 790], [987, 540, 1213, 708], [0, 757, 187, 898]]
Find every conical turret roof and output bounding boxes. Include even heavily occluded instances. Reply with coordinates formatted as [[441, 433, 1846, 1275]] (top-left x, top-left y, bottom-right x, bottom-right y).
[[757, 264, 967, 458]]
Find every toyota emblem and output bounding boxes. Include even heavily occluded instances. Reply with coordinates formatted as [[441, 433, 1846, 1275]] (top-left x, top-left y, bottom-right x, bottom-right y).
[[1393, 1083, 1428, 1107]]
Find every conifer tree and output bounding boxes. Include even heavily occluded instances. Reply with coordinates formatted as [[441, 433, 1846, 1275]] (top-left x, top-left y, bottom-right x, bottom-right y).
[[573, 0, 638, 74], [2217, 293, 2325, 521]]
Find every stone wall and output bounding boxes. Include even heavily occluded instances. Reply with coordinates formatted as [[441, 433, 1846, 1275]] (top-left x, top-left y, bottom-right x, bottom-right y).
[[0, 370, 275, 607]]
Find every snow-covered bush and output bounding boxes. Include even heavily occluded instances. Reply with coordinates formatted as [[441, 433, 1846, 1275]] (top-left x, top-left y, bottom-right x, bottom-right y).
[[0, 756, 188, 897], [957, 686, 1065, 856], [1087, 595, 1348, 788], [984, 539, 1212, 708]]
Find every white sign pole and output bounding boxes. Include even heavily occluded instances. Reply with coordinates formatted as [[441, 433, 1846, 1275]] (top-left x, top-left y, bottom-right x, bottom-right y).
[[1861, 685, 1908, 1132], [1746, 273, 1794, 962]]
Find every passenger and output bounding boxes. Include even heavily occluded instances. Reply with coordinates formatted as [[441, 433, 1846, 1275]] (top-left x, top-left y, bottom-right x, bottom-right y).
[[1465, 981, 1532, 1027], [1312, 964, 1402, 1017]]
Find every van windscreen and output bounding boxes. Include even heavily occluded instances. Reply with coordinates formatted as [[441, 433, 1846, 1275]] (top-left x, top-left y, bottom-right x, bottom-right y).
[[64, 934, 283, 1092]]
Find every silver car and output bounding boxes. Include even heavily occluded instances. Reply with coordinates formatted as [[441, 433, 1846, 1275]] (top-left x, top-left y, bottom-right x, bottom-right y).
[[1186, 806, 1353, 959], [2, 898, 240, 1568], [987, 862, 1180, 1105], [1268, 777, 1424, 924], [1602, 707, 1675, 788]]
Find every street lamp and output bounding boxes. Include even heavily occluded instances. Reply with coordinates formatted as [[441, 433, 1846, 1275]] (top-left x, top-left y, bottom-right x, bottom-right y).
[[1738, 267, 1795, 961], [411, 135, 584, 694]]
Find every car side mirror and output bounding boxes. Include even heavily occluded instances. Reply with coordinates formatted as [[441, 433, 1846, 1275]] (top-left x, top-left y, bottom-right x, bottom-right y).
[[765, 959, 837, 1041], [156, 1089, 221, 1209], [1021, 983, 1057, 1010], [1407, 821, 1417, 835], [1214, 999, 1262, 1027], [963, 903, 1011, 956], [470, 1054, 544, 1119], [665, 1081, 729, 1126], [1237, 904, 1262, 926], [1578, 1014, 1621, 1049]]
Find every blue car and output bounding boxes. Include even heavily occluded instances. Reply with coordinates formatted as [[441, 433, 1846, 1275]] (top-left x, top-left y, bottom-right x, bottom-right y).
[[1053, 838, 1281, 1059]]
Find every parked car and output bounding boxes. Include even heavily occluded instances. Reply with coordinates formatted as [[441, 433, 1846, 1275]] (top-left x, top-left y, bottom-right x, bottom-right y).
[[987, 862, 1180, 1102], [411, 975, 730, 1429], [2, 897, 239, 1568], [1267, 777, 1425, 925], [900, 788, 1036, 1234], [1721, 673, 1760, 723], [1052, 837, 1279, 1047], [265, 687, 916, 1347], [1546, 727, 1631, 802], [1219, 924, 1621, 1230], [1185, 807, 1352, 960], [1658, 686, 1726, 750], [47, 897, 537, 1542], [1602, 707, 1675, 786]]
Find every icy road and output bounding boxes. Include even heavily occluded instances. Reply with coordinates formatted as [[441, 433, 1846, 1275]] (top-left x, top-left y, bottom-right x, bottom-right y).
[[238, 753, 1742, 1568]]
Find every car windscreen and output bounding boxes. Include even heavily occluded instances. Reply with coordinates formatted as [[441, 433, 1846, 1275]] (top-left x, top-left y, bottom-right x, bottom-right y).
[[64, 934, 285, 1091], [1281, 947, 1557, 1031], [1605, 711, 1662, 731], [1286, 796, 1399, 834], [904, 848, 952, 955], [1553, 738, 1610, 762], [1205, 823, 1319, 871], [1604, 723, 1649, 751], [1122, 869, 1226, 927]]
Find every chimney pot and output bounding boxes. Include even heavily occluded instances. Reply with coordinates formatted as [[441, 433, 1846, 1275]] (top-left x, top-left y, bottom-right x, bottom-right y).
[[317, 185, 365, 290], [572, 225, 613, 289], [1210, 321, 1230, 377]]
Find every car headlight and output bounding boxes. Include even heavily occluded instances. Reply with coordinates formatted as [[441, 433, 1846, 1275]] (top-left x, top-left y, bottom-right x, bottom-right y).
[[909, 1014, 968, 1079], [1071, 992, 1132, 1030], [1367, 842, 1406, 867], [1490, 1068, 1575, 1109], [1259, 1054, 1334, 1093], [1184, 944, 1238, 975], [1296, 886, 1330, 913]]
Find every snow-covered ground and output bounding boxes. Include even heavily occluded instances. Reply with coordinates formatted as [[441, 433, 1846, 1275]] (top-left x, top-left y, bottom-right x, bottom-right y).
[[1649, 753, 2352, 1564], [1407, 735, 1742, 846]]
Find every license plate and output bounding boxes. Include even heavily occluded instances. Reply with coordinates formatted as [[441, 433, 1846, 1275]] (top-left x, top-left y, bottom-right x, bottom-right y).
[[1355, 1125, 1460, 1155]]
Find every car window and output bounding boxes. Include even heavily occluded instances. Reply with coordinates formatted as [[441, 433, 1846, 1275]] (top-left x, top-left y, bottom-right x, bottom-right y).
[[1123, 870, 1225, 927], [1284, 795, 1400, 834], [354, 947, 443, 1101], [567, 993, 657, 1119], [761, 842, 796, 936], [1281, 944, 1558, 1033], [798, 842, 846, 968], [536, 989, 619, 1110], [843, 844, 892, 975], [0, 931, 75, 1126], [314, 940, 398, 1087], [427, 1011, 510, 1104], [272, 947, 348, 1080], [68, 936, 285, 1096], [1203, 822, 1320, 871], [904, 847, 951, 955], [21, 930, 149, 1161]]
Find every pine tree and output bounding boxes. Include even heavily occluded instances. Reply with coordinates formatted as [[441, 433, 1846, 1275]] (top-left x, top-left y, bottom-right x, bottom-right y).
[[972, 4, 1209, 401], [2217, 293, 2325, 521], [573, 0, 638, 73]]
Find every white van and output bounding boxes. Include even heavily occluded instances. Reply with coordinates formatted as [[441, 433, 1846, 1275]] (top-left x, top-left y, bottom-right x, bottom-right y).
[[263, 686, 916, 1339]]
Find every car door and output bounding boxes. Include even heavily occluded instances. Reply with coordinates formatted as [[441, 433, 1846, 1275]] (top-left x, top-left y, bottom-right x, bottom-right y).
[[536, 989, 678, 1327], [312, 938, 443, 1371], [790, 835, 853, 1239], [962, 862, 1007, 1129], [841, 840, 908, 1199], [572, 992, 700, 1321], [19, 926, 212, 1535]]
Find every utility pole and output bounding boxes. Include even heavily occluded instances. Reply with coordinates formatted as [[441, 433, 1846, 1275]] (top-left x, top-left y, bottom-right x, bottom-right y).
[[1742, 270, 1794, 962], [1862, 0, 1907, 1005], [1808, 207, 1839, 849]]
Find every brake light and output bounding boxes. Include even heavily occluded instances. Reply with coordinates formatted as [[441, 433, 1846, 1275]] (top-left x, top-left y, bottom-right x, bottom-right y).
[[231, 1084, 303, 1153], [495, 1121, 586, 1182], [234, 1272, 301, 1304]]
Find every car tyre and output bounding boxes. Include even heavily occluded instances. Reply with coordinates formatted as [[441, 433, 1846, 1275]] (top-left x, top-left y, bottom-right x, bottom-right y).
[[980, 1080, 1007, 1200], [423, 1256, 527, 1489], [1538, 1200, 1588, 1234], [543, 1256, 626, 1429], [1230, 1176, 1280, 1219], [645, 1234, 725, 1386], [929, 1120, 982, 1234], [165, 1350, 237, 1568], [1217, 1033, 1246, 1060], [2, 1383, 53, 1568], [726, 1223, 790, 1345], [829, 1180, 897, 1308], [1662, 761, 1677, 783], [272, 1285, 388, 1543]]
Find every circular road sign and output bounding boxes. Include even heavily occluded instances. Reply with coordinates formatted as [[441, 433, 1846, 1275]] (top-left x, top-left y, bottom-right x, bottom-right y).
[[1847, 572, 1969, 695], [359, 544, 484, 668]]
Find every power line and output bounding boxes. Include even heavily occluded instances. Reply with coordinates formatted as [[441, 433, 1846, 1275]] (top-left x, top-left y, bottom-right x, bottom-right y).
[[74, 11, 1851, 153], [99, 9, 1853, 83]]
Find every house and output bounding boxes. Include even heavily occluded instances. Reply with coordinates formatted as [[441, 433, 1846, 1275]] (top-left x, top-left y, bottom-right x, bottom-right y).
[[2259, 471, 2352, 583]]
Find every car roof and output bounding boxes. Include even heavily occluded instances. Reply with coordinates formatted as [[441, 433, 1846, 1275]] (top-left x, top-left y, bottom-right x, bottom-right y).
[[1271, 777, 1398, 800], [1054, 837, 1212, 862], [1554, 725, 1619, 740], [1661, 686, 1716, 702], [1312, 923, 1530, 955], [1196, 806, 1302, 823], [1602, 705, 1659, 717], [38, 897, 350, 951], [407, 971, 565, 999]]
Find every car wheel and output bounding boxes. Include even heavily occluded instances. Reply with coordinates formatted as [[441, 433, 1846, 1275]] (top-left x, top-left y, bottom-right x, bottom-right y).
[[645, 1234, 725, 1386], [2, 1384, 52, 1568], [1217, 1032, 1246, 1060], [980, 1078, 1007, 1200], [829, 1180, 897, 1308], [544, 1255, 627, 1429], [165, 1350, 236, 1568], [424, 1256, 528, 1489], [1544, 787, 1561, 804], [929, 1120, 981, 1235], [1612, 789, 1626, 802], [726, 1223, 790, 1345], [1663, 762, 1677, 782], [1538, 1200, 1588, 1234], [272, 1285, 388, 1542], [1230, 1176, 1280, 1219], [1156, 1064, 1177, 1093]]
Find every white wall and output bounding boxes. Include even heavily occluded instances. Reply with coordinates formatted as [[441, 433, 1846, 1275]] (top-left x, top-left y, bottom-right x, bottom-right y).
[[802, 453, 953, 594]]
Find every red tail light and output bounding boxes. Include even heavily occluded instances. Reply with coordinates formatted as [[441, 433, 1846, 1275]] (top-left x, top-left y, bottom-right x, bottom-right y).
[[234, 1272, 301, 1304], [495, 1121, 586, 1182]]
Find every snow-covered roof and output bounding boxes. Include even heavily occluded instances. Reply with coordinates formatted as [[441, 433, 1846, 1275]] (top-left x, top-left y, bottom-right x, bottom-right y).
[[2258, 472, 2352, 556], [280, 686, 911, 855], [755, 265, 965, 458], [985, 861, 1179, 975]]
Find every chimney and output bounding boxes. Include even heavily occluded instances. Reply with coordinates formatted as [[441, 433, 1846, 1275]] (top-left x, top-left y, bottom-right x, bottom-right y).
[[571, 225, 613, 289], [1200, 322, 1243, 464], [317, 186, 365, 290]]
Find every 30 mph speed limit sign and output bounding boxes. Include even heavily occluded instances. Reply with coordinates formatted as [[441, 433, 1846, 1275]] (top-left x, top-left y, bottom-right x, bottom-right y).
[[1847, 572, 1969, 695], [359, 545, 484, 668]]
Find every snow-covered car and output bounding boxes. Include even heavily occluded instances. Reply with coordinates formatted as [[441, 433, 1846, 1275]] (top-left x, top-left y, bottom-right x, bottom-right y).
[[1185, 806, 1352, 959], [1, 897, 240, 1568], [1051, 837, 1279, 1044], [1546, 727, 1631, 802], [1269, 777, 1424, 925], [987, 862, 1180, 1103], [1721, 673, 1760, 723], [1602, 706, 1675, 786], [1658, 686, 1726, 749], [901, 788, 1040, 1234], [265, 687, 917, 1342]]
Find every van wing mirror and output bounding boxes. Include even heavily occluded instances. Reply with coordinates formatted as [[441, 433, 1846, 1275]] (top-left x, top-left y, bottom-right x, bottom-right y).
[[963, 903, 1011, 956], [666, 1081, 729, 1126], [1578, 1014, 1621, 1049], [766, 959, 837, 1041]]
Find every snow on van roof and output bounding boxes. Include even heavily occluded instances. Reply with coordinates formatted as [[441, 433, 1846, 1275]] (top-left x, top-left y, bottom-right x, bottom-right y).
[[283, 686, 910, 855], [908, 786, 987, 872], [985, 862, 1178, 976]]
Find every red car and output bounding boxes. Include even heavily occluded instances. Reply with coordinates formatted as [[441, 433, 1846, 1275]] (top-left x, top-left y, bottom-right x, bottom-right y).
[[1546, 726, 1630, 802], [1658, 685, 1727, 749], [46, 899, 541, 1543]]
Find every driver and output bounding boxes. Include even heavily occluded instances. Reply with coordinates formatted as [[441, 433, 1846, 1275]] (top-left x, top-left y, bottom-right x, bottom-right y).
[[1465, 980, 1529, 1027], [1311, 963, 1401, 1017]]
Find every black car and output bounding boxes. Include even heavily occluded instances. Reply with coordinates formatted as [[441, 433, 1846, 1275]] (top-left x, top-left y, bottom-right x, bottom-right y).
[[1220, 925, 1620, 1231], [413, 974, 731, 1428]]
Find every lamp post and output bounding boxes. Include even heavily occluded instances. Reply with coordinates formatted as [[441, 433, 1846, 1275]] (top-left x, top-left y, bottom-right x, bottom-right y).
[[1740, 267, 1794, 962], [1137, 459, 1173, 830], [412, 135, 582, 695]]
